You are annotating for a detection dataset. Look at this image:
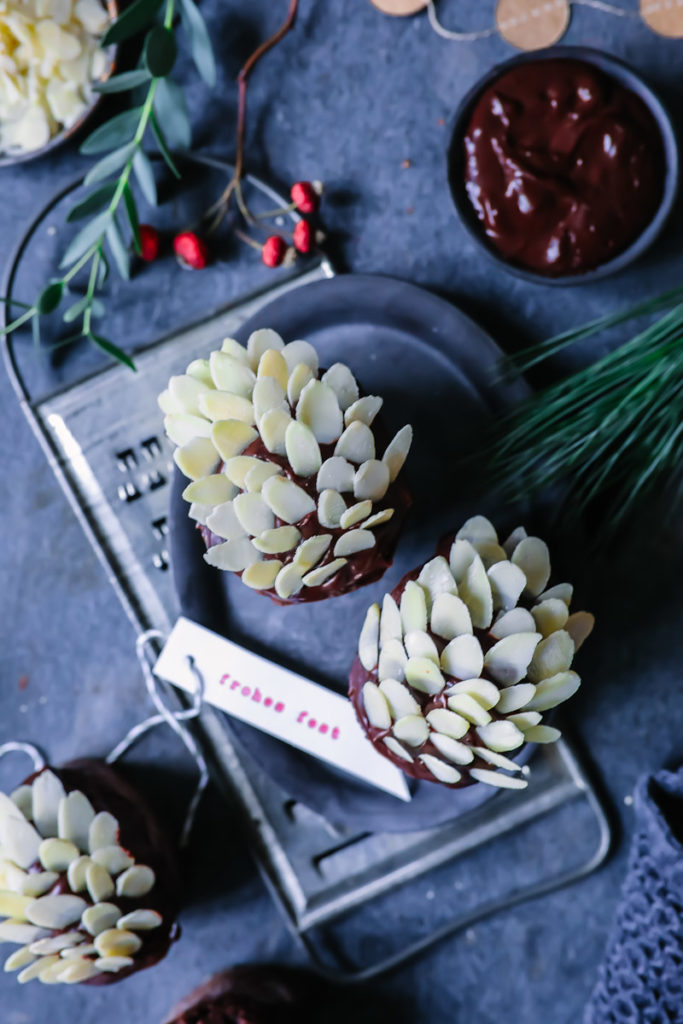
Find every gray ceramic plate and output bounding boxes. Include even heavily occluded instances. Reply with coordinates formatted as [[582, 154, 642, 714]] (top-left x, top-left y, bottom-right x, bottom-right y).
[[169, 273, 531, 832]]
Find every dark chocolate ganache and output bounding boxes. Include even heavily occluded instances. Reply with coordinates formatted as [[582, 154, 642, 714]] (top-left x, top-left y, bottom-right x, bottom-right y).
[[461, 58, 666, 275]]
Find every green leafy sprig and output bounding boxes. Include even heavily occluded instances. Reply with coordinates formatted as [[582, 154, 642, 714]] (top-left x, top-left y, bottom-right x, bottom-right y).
[[488, 288, 683, 531], [1, 0, 215, 369]]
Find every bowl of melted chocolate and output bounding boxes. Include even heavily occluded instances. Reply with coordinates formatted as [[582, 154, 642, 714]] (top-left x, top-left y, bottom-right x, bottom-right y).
[[448, 49, 678, 283]]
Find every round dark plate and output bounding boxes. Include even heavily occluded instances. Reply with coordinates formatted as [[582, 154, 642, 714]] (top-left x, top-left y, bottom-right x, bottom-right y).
[[169, 273, 530, 832]]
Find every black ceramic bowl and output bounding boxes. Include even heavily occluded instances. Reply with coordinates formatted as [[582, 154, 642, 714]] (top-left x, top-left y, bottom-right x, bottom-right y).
[[448, 47, 679, 286]]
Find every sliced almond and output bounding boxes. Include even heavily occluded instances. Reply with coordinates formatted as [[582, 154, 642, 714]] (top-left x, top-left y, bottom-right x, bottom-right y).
[[187, 358, 214, 386], [525, 670, 580, 712], [379, 679, 420, 718], [470, 768, 527, 790], [60, 943, 97, 960], [358, 603, 380, 671], [182, 474, 235, 506], [94, 928, 142, 959], [257, 349, 289, 391], [4, 946, 36, 972], [426, 708, 469, 740], [0, 791, 29, 823], [538, 583, 573, 605], [233, 492, 275, 536], [400, 581, 428, 633], [471, 747, 522, 772], [245, 461, 281, 492], [18, 955, 60, 984], [322, 363, 359, 411], [430, 593, 472, 640], [88, 813, 118, 854], [459, 555, 493, 629], [282, 340, 319, 374], [566, 611, 595, 652], [317, 456, 355, 493], [203, 538, 261, 573], [66, 856, 91, 894], [490, 607, 537, 639], [334, 530, 375, 557], [38, 838, 79, 873], [484, 632, 542, 685], [344, 395, 383, 427], [27, 895, 87, 930], [211, 420, 258, 462], [456, 516, 498, 546], [199, 390, 255, 425], [158, 388, 183, 415], [318, 489, 347, 529], [294, 535, 332, 571], [379, 593, 403, 645], [242, 560, 282, 590], [382, 425, 412, 481], [0, 860, 27, 894], [362, 508, 394, 530], [502, 526, 528, 556], [253, 526, 301, 554], [168, 373, 212, 416], [31, 771, 66, 839], [334, 421, 376, 465], [296, 380, 343, 444], [508, 712, 542, 730], [417, 557, 457, 609], [209, 351, 256, 396], [10, 787, 33, 821], [59, 959, 100, 983], [362, 683, 392, 729], [188, 502, 213, 526], [164, 413, 211, 447], [21, 872, 59, 899], [532, 598, 569, 637], [440, 635, 484, 679], [0, 891, 33, 920], [430, 733, 474, 765], [252, 376, 287, 422], [247, 329, 284, 369], [0, 921, 50, 945], [115, 866, 155, 900], [405, 657, 445, 695], [511, 537, 551, 596], [340, 500, 373, 529], [474, 541, 507, 569], [527, 631, 574, 682], [476, 720, 525, 752], [174, 437, 219, 481], [302, 558, 347, 588], [29, 933, 82, 956], [525, 725, 561, 744], [91, 846, 133, 877], [353, 459, 390, 502], [419, 755, 461, 784], [447, 693, 491, 726], [448, 538, 477, 582], [487, 560, 527, 611], [393, 715, 429, 747], [82, 903, 121, 937], [447, 678, 499, 709], [262, 475, 316, 524], [287, 363, 314, 406], [495, 683, 536, 713], [220, 337, 250, 364], [223, 456, 265, 488], [285, 421, 322, 478], [384, 737, 414, 762], [378, 638, 407, 682], [117, 910, 162, 931], [93, 955, 134, 974], [205, 501, 247, 542], [260, 408, 293, 456], [274, 563, 305, 599], [404, 630, 439, 664], [0, 816, 42, 870]]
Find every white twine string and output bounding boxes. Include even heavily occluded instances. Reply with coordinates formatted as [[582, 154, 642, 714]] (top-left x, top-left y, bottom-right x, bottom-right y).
[[106, 629, 209, 848], [428, 0, 639, 41], [0, 741, 46, 774]]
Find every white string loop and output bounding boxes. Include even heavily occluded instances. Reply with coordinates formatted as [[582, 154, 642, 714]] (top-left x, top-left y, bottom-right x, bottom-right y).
[[0, 741, 46, 774], [106, 629, 209, 848]]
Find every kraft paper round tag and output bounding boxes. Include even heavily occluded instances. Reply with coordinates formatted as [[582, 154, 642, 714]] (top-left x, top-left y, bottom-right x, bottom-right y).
[[370, 0, 428, 15], [640, 0, 683, 37], [495, 0, 571, 49]]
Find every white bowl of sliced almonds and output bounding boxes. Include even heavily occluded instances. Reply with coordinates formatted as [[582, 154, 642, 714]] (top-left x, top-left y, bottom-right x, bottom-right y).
[[0, 0, 116, 164]]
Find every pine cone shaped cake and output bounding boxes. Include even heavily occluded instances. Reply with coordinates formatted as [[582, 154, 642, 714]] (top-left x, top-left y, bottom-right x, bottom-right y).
[[160, 330, 413, 603], [0, 760, 178, 986], [349, 517, 595, 790]]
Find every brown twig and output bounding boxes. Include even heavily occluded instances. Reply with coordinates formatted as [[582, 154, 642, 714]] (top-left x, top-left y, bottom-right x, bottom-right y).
[[207, 0, 299, 231]]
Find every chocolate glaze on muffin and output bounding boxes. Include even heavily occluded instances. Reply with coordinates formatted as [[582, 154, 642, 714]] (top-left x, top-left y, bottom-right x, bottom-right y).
[[160, 330, 413, 604], [349, 517, 594, 790], [0, 759, 179, 986]]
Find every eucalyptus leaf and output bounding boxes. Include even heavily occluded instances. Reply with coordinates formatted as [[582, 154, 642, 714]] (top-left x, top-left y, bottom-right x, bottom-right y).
[[132, 149, 157, 206], [36, 281, 64, 315], [93, 69, 152, 94], [150, 111, 180, 178], [89, 332, 136, 371], [101, 0, 164, 46], [144, 25, 177, 77], [80, 107, 142, 155], [83, 142, 136, 187], [97, 250, 109, 287], [153, 77, 190, 149], [106, 217, 131, 280], [177, 0, 216, 87], [123, 183, 141, 253], [91, 298, 106, 319], [60, 211, 111, 269], [66, 182, 118, 221], [63, 296, 90, 323]]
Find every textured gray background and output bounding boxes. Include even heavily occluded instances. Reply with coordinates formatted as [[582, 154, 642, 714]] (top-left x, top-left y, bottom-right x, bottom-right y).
[[1, 1, 682, 1022]]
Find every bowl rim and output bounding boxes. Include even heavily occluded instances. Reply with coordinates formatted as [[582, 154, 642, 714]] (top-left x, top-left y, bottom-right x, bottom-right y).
[[447, 45, 680, 287]]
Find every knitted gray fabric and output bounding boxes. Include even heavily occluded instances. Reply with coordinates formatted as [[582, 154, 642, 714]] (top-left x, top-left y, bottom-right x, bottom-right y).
[[585, 767, 683, 1024]]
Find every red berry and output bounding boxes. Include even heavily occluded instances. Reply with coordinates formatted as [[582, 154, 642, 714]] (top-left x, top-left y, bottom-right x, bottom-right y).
[[292, 219, 314, 254], [139, 224, 160, 262], [290, 180, 322, 215], [173, 231, 210, 270], [262, 235, 288, 268]]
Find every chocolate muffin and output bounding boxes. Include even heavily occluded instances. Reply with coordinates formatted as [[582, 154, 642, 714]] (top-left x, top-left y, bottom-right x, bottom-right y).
[[160, 330, 412, 604], [165, 965, 312, 1024], [349, 517, 594, 789], [0, 759, 179, 985]]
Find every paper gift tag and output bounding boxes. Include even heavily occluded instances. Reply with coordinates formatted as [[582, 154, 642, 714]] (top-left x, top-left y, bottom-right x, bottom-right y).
[[154, 617, 411, 802]]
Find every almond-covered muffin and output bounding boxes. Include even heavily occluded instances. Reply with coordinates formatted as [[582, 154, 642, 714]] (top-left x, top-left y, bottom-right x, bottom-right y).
[[160, 330, 413, 604], [349, 517, 594, 790]]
